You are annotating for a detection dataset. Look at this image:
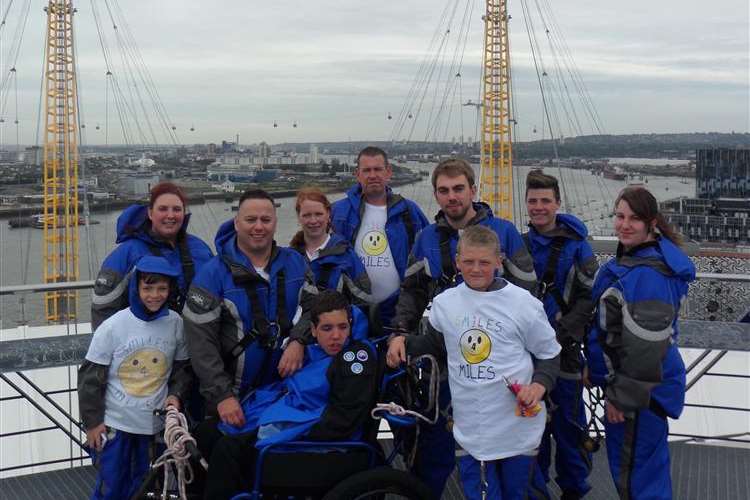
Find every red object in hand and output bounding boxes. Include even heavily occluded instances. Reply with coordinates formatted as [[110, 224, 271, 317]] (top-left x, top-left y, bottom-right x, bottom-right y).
[[503, 375, 542, 417]]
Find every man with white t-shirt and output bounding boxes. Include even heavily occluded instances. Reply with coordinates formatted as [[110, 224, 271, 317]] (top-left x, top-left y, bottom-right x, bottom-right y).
[[331, 146, 429, 328]]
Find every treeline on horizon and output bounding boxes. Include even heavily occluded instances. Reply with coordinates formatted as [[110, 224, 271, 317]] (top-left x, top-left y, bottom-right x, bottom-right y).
[[275, 132, 750, 160], [74, 132, 750, 160]]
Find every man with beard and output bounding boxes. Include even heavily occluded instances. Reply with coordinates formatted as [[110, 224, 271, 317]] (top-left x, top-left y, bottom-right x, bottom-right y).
[[390, 158, 537, 498]]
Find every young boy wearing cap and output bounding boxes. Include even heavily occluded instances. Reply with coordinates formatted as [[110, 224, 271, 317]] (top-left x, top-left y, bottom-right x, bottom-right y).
[[78, 255, 192, 500], [387, 225, 560, 500]]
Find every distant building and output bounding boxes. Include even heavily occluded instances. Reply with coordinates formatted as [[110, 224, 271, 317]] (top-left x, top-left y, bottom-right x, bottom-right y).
[[310, 144, 319, 164], [258, 141, 270, 159], [207, 143, 217, 155], [24, 146, 43, 166], [121, 173, 161, 196], [662, 197, 749, 244], [696, 148, 749, 199]]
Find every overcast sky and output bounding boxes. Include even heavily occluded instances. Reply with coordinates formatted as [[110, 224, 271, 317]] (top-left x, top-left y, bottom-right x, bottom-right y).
[[1, 0, 747, 146]]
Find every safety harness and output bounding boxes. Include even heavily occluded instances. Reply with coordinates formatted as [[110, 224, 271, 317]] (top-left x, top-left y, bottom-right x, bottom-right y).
[[436, 226, 458, 291], [523, 233, 571, 315], [228, 269, 292, 357]]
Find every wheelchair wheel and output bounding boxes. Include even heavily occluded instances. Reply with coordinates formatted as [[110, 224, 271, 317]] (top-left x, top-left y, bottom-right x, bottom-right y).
[[321, 466, 431, 499]]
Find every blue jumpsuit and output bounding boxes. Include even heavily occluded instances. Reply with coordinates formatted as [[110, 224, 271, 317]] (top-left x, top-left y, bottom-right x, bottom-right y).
[[525, 214, 599, 499], [91, 204, 213, 331], [183, 219, 317, 411], [587, 237, 695, 500]]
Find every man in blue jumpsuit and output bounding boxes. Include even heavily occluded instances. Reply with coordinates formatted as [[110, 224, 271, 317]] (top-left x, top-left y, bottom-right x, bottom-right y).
[[330, 146, 429, 328], [183, 189, 318, 428], [392, 158, 537, 498], [524, 170, 599, 499]]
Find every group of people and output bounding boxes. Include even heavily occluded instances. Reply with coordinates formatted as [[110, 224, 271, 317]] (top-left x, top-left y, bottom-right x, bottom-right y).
[[78, 146, 695, 500]]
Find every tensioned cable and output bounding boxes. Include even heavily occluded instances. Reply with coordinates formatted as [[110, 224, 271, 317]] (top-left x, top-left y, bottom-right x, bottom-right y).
[[425, 0, 473, 142], [526, 2, 585, 216], [0, 0, 28, 97], [535, 0, 611, 214], [519, 0, 569, 211], [390, 0, 454, 143], [540, 0, 605, 134], [111, 0, 179, 145]]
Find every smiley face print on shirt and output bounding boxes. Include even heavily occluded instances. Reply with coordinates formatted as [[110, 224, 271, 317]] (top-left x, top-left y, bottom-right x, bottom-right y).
[[361, 230, 388, 256], [459, 328, 492, 364], [117, 349, 169, 397]]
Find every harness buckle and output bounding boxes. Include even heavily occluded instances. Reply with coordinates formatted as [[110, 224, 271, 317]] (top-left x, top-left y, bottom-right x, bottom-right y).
[[252, 318, 281, 350]]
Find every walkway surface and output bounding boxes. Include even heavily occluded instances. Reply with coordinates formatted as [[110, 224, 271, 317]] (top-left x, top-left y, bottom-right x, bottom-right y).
[[1, 441, 748, 499]]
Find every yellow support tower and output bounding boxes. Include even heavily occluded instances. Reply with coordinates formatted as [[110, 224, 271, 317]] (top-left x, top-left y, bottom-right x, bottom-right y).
[[479, 0, 514, 221], [42, 0, 79, 322]]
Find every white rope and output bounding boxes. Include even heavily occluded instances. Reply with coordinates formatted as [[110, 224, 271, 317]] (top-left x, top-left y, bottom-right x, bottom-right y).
[[371, 401, 439, 425], [371, 354, 441, 426], [151, 405, 206, 500]]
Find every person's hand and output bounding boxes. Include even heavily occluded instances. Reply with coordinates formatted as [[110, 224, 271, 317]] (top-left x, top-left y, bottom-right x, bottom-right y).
[[217, 396, 245, 428], [516, 382, 546, 409], [386, 336, 407, 368], [86, 423, 107, 451], [582, 366, 591, 388], [606, 400, 625, 424], [278, 340, 304, 377], [165, 395, 181, 411]]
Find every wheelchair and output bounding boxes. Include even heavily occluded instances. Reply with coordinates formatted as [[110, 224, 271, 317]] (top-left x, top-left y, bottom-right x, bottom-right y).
[[133, 336, 436, 500]]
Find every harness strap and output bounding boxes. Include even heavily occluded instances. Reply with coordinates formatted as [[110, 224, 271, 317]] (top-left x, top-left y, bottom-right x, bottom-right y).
[[401, 209, 416, 249], [437, 227, 458, 290], [230, 269, 291, 358], [524, 233, 570, 315], [541, 236, 571, 315]]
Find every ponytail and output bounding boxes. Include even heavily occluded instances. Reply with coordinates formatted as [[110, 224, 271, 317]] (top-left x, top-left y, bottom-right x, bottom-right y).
[[654, 213, 682, 246], [289, 230, 305, 250]]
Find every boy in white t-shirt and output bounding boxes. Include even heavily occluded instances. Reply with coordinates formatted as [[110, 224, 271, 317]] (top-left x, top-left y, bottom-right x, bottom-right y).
[[78, 256, 192, 500], [387, 225, 561, 500]]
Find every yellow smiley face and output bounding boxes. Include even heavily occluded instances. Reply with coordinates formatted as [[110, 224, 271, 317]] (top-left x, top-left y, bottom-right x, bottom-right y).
[[362, 230, 388, 256], [118, 349, 169, 397], [459, 329, 492, 364]]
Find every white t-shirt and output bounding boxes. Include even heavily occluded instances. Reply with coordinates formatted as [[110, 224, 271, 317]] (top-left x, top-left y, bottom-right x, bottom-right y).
[[428, 282, 560, 461], [85, 308, 188, 435], [354, 203, 401, 303]]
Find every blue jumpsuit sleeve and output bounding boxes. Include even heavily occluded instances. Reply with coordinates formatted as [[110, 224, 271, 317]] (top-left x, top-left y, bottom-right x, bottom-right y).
[[500, 224, 537, 292], [91, 244, 139, 331], [598, 273, 678, 413], [182, 263, 235, 409], [393, 231, 431, 331]]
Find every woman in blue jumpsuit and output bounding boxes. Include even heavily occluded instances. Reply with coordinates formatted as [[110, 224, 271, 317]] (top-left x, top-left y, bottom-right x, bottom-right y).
[[587, 187, 695, 500], [91, 182, 213, 330], [289, 188, 371, 305]]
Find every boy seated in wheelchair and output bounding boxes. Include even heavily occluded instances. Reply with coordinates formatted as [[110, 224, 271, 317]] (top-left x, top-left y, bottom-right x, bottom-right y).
[[387, 225, 561, 500], [194, 290, 379, 499]]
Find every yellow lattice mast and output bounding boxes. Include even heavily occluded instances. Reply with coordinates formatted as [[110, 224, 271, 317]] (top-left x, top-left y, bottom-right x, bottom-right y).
[[42, 0, 79, 322], [479, 0, 513, 221]]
